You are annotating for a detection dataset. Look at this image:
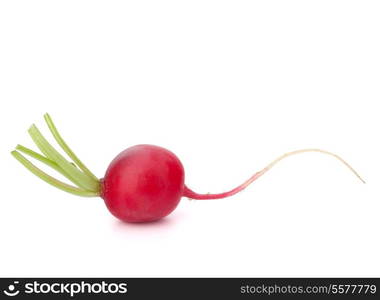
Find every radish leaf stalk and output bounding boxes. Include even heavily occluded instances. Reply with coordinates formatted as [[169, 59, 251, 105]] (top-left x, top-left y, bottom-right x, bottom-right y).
[[44, 113, 98, 182], [28, 124, 99, 191], [12, 114, 100, 197], [11, 151, 98, 197], [15, 144, 82, 184]]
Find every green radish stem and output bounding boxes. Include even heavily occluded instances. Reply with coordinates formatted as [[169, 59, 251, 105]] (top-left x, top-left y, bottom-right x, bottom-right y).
[[28, 124, 98, 191], [44, 113, 99, 182], [15, 144, 80, 184], [16, 144, 64, 174], [12, 114, 100, 197], [11, 151, 98, 197]]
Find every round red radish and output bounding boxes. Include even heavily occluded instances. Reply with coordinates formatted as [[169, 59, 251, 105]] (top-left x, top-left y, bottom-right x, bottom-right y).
[[101, 145, 185, 222], [12, 114, 365, 224]]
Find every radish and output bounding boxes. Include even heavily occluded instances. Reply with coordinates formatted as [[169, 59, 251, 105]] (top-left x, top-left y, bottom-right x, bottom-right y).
[[11, 114, 365, 223]]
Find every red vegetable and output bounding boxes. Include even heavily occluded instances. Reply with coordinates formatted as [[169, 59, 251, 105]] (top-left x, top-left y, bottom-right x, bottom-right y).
[[101, 145, 185, 222], [11, 114, 365, 223]]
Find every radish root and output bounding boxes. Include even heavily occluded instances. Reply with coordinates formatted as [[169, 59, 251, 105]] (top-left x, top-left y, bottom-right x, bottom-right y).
[[184, 148, 365, 200]]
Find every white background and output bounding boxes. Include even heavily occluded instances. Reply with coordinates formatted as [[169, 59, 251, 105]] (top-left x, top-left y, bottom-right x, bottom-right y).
[[0, 1, 379, 277]]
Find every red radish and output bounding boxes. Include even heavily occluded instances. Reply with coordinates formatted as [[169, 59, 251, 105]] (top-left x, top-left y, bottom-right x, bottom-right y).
[[101, 145, 185, 222], [11, 114, 365, 223]]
